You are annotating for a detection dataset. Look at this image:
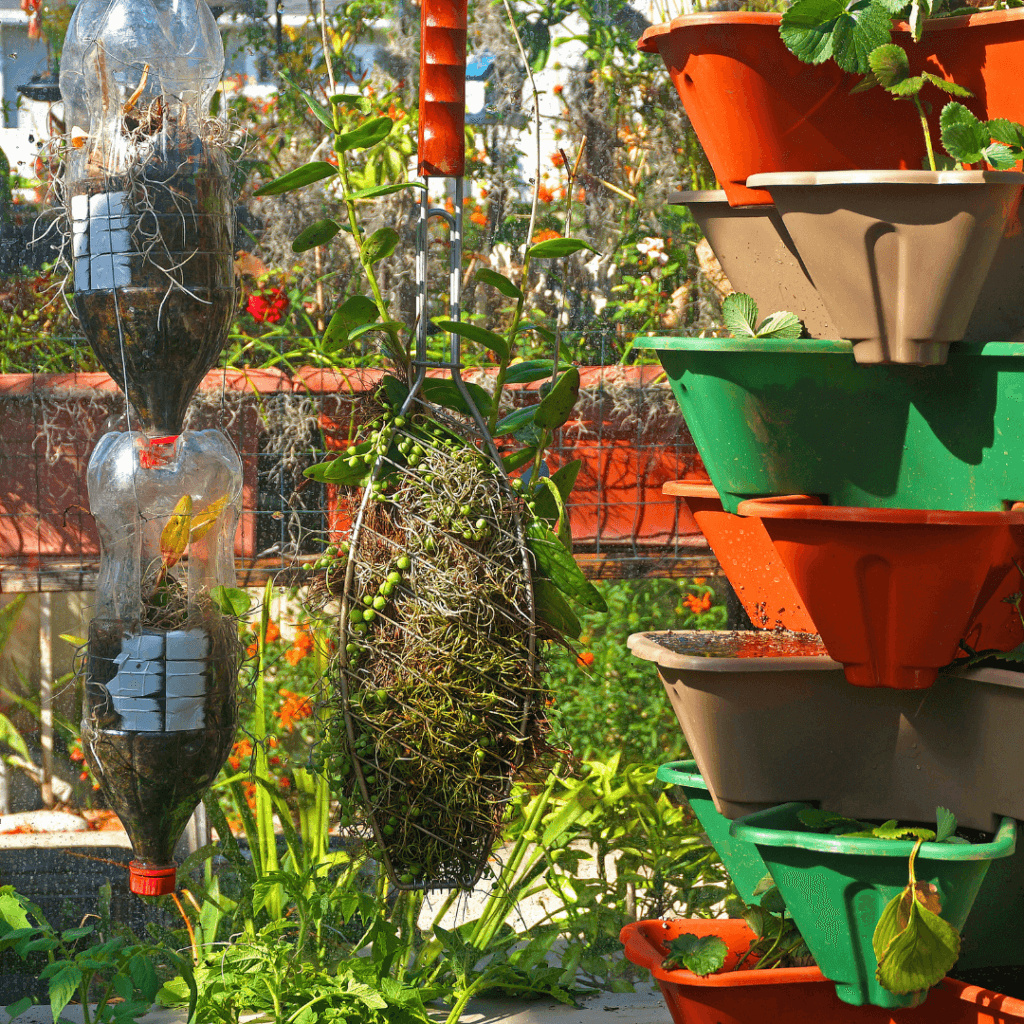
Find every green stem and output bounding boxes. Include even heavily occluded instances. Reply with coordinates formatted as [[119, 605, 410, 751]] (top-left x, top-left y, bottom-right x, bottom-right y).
[[914, 96, 938, 172]]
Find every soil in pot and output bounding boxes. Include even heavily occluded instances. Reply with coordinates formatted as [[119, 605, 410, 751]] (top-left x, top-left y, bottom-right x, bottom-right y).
[[745, 170, 1024, 365]]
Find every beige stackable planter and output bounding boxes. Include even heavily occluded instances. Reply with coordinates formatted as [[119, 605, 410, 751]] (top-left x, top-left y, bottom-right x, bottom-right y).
[[630, 629, 1024, 832], [667, 190, 839, 339], [746, 169, 1024, 365]]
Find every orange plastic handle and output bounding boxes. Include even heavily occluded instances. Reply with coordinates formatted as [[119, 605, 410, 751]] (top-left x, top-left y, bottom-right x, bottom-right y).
[[418, 0, 467, 177]]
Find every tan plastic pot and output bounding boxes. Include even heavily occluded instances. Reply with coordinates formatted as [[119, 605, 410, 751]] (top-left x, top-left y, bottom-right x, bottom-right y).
[[746, 170, 1024, 365], [668, 190, 838, 339], [629, 629, 1024, 832]]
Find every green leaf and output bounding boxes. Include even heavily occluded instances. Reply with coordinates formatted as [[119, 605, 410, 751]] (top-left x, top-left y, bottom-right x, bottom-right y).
[[721, 292, 760, 337], [534, 367, 581, 430], [432, 320, 510, 363], [756, 310, 803, 340], [527, 237, 598, 259], [983, 143, 1019, 170], [476, 267, 524, 299], [5, 996, 32, 1019], [527, 522, 607, 611], [58, 926, 92, 942], [47, 964, 82, 1023], [935, 808, 957, 843], [533, 459, 582, 522], [0, 713, 29, 759], [349, 320, 404, 341], [420, 378, 493, 419], [752, 874, 777, 897], [334, 116, 394, 152], [759, 885, 787, 915], [253, 161, 337, 197], [495, 406, 538, 436], [869, 43, 913, 92], [921, 72, 974, 98], [280, 70, 335, 130], [210, 586, 251, 617], [874, 892, 960, 995], [292, 219, 341, 253], [128, 952, 160, 1001], [361, 227, 400, 265], [324, 295, 380, 346], [941, 102, 992, 164], [781, 0, 891, 74], [345, 182, 427, 199], [533, 578, 582, 639], [988, 118, 1024, 148], [662, 933, 728, 976], [502, 446, 538, 473], [871, 822, 937, 843], [514, 322, 557, 344], [505, 360, 556, 384]]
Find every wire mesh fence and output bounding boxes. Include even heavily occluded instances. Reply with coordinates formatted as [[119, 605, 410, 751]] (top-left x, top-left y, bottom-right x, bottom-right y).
[[0, 337, 715, 595]]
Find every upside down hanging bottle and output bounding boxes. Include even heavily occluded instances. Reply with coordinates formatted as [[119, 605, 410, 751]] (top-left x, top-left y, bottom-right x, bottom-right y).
[[61, 0, 244, 896]]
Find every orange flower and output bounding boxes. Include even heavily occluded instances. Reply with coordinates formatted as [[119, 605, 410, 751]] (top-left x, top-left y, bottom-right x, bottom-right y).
[[538, 185, 555, 204], [279, 777, 291, 789], [576, 651, 595, 667], [276, 688, 313, 731], [445, 198, 455, 214], [285, 628, 314, 666], [683, 591, 712, 615], [479, 188, 489, 199], [576, 189, 586, 203], [470, 210, 487, 226], [692, 577, 706, 586], [551, 152, 565, 167], [553, 83, 563, 95], [69, 744, 84, 763], [532, 228, 560, 244], [247, 620, 281, 657]]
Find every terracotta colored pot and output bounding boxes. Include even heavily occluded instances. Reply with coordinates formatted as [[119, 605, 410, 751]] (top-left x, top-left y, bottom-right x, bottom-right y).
[[620, 918, 1007, 1023], [663, 480, 815, 632], [746, 170, 1024, 365], [639, 9, 1024, 208], [736, 495, 1024, 689], [667, 190, 838, 339], [632, 629, 1024, 832]]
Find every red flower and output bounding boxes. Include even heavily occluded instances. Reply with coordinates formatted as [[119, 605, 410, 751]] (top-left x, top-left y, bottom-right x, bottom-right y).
[[246, 287, 289, 324], [576, 651, 595, 667]]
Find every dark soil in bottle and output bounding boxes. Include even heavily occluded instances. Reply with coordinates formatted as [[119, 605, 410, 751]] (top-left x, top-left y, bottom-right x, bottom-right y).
[[71, 146, 236, 435], [83, 616, 238, 866]]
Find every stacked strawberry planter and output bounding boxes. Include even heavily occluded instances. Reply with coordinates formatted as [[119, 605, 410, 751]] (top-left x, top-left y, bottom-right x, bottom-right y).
[[622, 7, 1024, 1023]]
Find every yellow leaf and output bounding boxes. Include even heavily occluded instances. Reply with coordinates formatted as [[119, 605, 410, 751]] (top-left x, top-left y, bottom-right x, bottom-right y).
[[160, 494, 193, 568], [189, 494, 230, 544]]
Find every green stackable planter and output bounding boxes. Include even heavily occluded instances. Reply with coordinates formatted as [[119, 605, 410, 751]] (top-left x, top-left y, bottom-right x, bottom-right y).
[[729, 802, 1017, 1010], [656, 759, 770, 905], [635, 337, 1024, 514]]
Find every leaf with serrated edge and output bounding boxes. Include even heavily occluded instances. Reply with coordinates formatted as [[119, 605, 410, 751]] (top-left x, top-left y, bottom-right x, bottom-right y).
[[831, 2, 892, 74], [662, 933, 728, 976], [935, 807, 957, 843], [941, 102, 991, 164], [721, 292, 760, 337], [868, 44, 911, 90], [875, 895, 960, 995], [983, 143, 1019, 170], [989, 118, 1024, 147], [752, 873, 777, 897], [921, 73, 973, 98], [780, 0, 846, 65], [756, 311, 803, 340]]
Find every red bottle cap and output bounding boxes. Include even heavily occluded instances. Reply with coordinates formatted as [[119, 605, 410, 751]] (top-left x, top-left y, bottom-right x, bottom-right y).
[[129, 861, 177, 896]]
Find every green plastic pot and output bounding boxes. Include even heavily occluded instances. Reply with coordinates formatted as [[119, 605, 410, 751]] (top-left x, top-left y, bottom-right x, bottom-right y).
[[657, 759, 770, 905], [729, 802, 1017, 1009], [634, 337, 1024, 514]]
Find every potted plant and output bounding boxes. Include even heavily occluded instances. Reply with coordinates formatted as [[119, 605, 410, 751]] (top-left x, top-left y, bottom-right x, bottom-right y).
[[637, 7, 1024, 208], [729, 804, 1017, 1009]]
